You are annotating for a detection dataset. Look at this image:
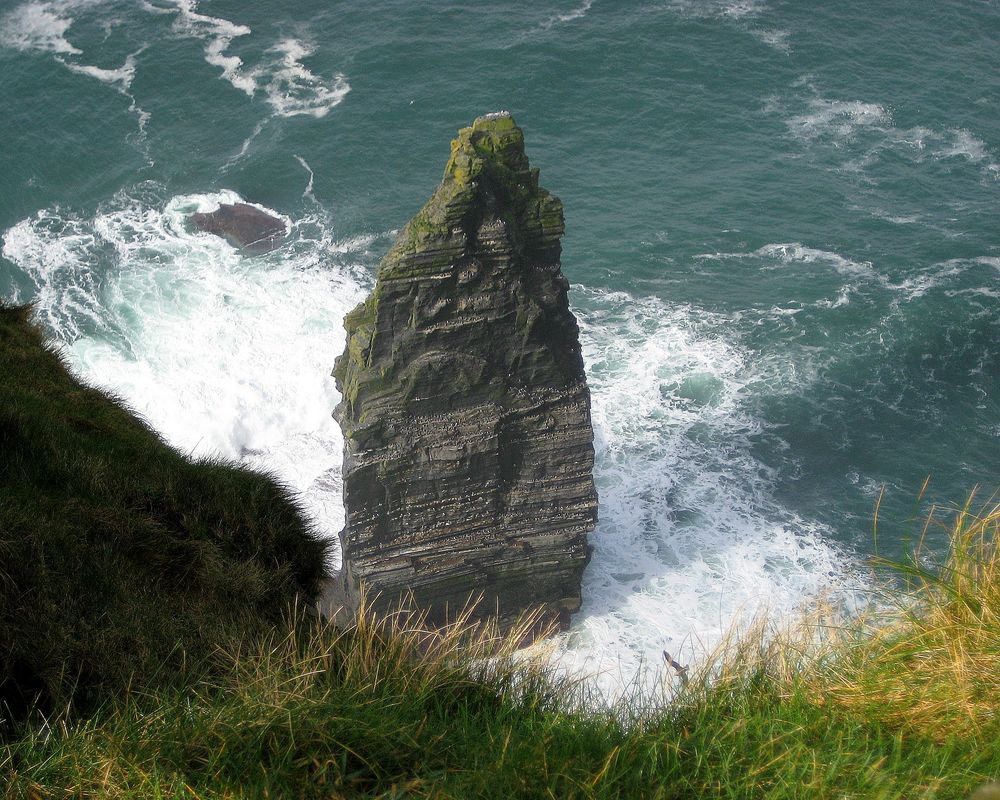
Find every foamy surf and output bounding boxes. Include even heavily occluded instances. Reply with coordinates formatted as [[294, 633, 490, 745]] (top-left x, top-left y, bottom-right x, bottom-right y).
[[0, 1, 152, 137], [772, 83, 1000, 178], [2, 188, 373, 570], [59, 53, 131, 88], [11, 0, 353, 124], [60, 46, 151, 135], [537, 0, 594, 30], [0, 0, 83, 55], [166, 0, 255, 95], [162, 1, 349, 118], [666, 0, 768, 19], [548, 290, 858, 703], [261, 38, 351, 119], [664, 0, 792, 53], [696, 241, 1000, 307]]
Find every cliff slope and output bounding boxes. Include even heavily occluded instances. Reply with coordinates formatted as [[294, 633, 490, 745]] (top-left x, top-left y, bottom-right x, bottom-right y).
[[333, 113, 598, 630], [0, 305, 329, 718]]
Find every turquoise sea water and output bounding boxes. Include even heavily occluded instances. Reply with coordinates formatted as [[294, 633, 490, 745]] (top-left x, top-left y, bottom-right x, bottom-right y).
[[2, 0, 997, 697]]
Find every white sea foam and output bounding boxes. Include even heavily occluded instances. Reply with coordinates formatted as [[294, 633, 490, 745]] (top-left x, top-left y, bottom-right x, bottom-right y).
[[697, 242, 878, 280], [890, 256, 1000, 300], [551, 0, 594, 25], [886, 126, 998, 171], [867, 207, 920, 225], [223, 119, 268, 171], [139, 1, 174, 15], [62, 45, 151, 137], [167, 0, 255, 95], [2, 189, 373, 569], [0, 1, 152, 135], [751, 27, 790, 52], [57, 43, 144, 92], [666, 0, 767, 19], [702, 242, 987, 305], [934, 128, 994, 165], [693, 243, 899, 310], [753, 242, 877, 278], [2, 209, 106, 339], [777, 85, 999, 177], [259, 38, 351, 119], [547, 290, 857, 702], [0, 0, 83, 54], [295, 155, 317, 201], [161, 2, 349, 118], [561, 0, 594, 22], [786, 98, 891, 141], [527, 0, 594, 37], [713, 248, 1000, 302], [665, 0, 792, 52]]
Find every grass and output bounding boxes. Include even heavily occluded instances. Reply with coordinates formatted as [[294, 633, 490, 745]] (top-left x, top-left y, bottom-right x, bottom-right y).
[[818, 490, 1000, 740], [5, 505, 1000, 800], [3, 302, 1000, 798], [0, 305, 329, 719]]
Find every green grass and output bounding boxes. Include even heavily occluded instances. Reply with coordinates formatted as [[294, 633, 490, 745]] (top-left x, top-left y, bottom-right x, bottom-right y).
[[0, 305, 329, 719], [5, 534, 1000, 800], [0, 606, 996, 799], [3, 303, 1000, 798]]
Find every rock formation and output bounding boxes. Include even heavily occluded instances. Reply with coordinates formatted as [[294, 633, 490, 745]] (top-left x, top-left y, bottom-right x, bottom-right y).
[[190, 202, 287, 252], [331, 112, 598, 631]]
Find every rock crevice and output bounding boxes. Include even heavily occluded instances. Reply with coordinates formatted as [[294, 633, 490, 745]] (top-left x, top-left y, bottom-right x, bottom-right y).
[[332, 113, 598, 630]]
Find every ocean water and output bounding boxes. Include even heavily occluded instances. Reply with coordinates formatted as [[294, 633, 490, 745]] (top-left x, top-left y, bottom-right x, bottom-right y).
[[1, 0, 997, 701]]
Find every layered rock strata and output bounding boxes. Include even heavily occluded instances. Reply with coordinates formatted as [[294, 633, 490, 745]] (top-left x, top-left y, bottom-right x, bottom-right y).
[[332, 112, 597, 631]]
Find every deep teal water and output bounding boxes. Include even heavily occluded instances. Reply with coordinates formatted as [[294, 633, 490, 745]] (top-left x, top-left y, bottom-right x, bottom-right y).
[[1, 0, 997, 695]]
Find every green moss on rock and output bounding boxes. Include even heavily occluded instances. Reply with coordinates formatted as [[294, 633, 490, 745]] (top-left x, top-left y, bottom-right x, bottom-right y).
[[336, 112, 567, 417]]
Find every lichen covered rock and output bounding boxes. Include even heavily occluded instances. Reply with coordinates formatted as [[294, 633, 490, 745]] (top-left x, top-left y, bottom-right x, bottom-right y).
[[332, 112, 597, 631]]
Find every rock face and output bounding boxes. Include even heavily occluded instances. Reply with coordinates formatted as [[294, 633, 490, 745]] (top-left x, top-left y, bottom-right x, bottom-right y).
[[190, 202, 287, 252], [332, 112, 598, 631]]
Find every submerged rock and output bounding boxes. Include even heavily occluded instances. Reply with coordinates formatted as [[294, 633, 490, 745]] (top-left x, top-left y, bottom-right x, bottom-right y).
[[190, 202, 287, 252], [331, 112, 598, 632]]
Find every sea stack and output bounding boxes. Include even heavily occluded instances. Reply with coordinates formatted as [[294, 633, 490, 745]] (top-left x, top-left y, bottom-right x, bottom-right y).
[[332, 112, 598, 631]]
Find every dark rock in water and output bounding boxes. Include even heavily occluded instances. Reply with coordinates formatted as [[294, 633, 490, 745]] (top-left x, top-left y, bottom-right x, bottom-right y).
[[330, 112, 598, 633], [190, 202, 287, 252]]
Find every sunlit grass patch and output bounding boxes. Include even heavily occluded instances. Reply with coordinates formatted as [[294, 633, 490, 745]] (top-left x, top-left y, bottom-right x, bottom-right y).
[[820, 489, 1000, 740]]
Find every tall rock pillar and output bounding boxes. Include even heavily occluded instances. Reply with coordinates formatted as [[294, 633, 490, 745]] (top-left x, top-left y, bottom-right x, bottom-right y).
[[332, 112, 598, 631]]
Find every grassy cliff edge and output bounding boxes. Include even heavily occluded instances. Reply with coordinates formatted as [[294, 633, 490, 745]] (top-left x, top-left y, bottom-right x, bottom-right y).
[[0, 304, 329, 719], [3, 308, 1000, 798]]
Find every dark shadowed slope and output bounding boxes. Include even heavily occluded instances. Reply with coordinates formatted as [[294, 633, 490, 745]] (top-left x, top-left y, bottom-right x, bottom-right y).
[[0, 305, 329, 719]]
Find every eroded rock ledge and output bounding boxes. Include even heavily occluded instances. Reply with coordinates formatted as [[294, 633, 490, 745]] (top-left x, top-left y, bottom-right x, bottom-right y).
[[331, 112, 598, 631]]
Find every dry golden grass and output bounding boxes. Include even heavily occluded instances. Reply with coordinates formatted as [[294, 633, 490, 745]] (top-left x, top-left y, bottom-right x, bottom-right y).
[[686, 486, 1000, 744], [819, 489, 1000, 740]]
